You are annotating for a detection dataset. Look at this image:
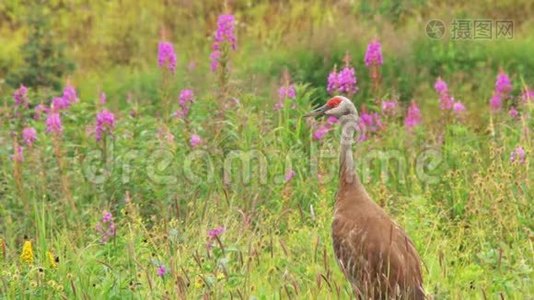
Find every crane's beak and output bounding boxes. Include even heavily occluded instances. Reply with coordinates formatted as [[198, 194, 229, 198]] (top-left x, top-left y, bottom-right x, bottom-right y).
[[304, 104, 328, 118]]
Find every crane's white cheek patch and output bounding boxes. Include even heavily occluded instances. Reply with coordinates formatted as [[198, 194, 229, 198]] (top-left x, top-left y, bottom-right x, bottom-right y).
[[326, 106, 344, 115]]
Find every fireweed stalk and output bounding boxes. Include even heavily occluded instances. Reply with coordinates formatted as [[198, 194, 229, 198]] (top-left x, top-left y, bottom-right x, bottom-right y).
[[16, 127, 38, 209], [433, 77, 466, 128], [23, 125, 48, 198], [405, 100, 422, 131], [488, 71, 512, 137], [210, 14, 237, 113], [490, 70, 512, 112], [274, 69, 297, 111], [174, 89, 194, 127], [157, 40, 177, 119], [364, 39, 383, 98], [173, 89, 202, 148], [12, 138, 27, 209], [95, 109, 116, 167], [12, 85, 29, 126], [46, 112, 76, 212]]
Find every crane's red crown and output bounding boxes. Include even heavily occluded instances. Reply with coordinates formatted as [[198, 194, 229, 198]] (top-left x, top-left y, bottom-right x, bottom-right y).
[[327, 96, 342, 108]]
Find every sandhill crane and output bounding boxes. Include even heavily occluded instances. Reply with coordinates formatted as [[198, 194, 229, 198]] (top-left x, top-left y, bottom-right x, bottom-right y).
[[306, 96, 425, 299]]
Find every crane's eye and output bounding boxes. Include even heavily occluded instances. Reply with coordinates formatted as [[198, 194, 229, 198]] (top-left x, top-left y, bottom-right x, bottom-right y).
[[326, 97, 342, 108]]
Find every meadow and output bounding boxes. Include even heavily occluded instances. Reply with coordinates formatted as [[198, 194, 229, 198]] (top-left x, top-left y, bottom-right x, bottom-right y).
[[0, 1, 533, 299]]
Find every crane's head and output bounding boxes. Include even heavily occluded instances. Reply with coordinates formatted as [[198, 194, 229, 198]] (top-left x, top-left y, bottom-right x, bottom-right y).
[[305, 96, 358, 119]]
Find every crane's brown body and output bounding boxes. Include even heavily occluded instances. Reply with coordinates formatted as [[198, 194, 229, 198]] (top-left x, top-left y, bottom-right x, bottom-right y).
[[333, 174, 424, 299], [307, 96, 424, 299]]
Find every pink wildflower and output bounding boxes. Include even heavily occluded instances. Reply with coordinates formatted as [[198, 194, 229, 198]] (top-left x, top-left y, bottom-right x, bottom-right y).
[[157, 41, 177, 73], [405, 101, 422, 130], [13, 85, 28, 107], [510, 146, 526, 164], [22, 127, 37, 147], [95, 109, 116, 141], [190, 134, 202, 148], [284, 169, 296, 182], [364, 40, 383, 67], [46, 113, 63, 135]]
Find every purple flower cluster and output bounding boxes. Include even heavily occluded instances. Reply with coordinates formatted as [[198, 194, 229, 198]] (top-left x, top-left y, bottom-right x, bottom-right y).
[[360, 111, 383, 131], [190, 134, 202, 148], [338, 67, 358, 95], [405, 101, 422, 130], [22, 127, 37, 147], [327, 67, 338, 95], [96, 210, 116, 243], [210, 14, 236, 72], [52, 97, 69, 111], [510, 146, 526, 164], [495, 72, 512, 95], [214, 15, 237, 49], [364, 40, 383, 67], [207, 226, 225, 249], [208, 226, 225, 239], [284, 169, 296, 182], [178, 89, 194, 107], [358, 110, 382, 142], [489, 94, 502, 111], [490, 71, 512, 111], [209, 51, 221, 72], [50, 84, 79, 112], [157, 265, 167, 277], [313, 125, 330, 140], [62, 83, 78, 104], [46, 113, 63, 135], [452, 100, 466, 116], [508, 107, 519, 119], [157, 41, 177, 73], [433, 77, 466, 117], [95, 109, 116, 141], [13, 85, 28, 107], [327, 66, 358, 96], [434, 78, 448, 95], [274, 84, 296, 110], [381, 100, 398, 116], [313, 116, 338, 140], [434, 78, 453, 110], [174, 89, 194, 119]]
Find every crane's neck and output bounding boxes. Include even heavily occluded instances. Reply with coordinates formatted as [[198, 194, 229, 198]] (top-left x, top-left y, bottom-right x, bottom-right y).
[[338, 113, 363, 191]]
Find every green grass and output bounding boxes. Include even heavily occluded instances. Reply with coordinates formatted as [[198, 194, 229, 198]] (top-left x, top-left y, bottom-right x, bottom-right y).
[[0, 86, 532, 298]]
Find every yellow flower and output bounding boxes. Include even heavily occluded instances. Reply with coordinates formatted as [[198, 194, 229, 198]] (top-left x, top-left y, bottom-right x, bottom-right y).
[[194, 276, 204, 289], [20, 241, 34, 264], [216, 272, 225, 281], [47, 251, 57, 268]]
